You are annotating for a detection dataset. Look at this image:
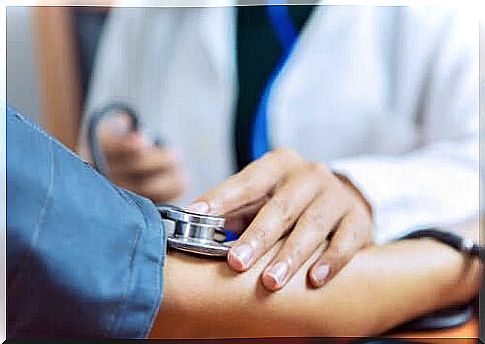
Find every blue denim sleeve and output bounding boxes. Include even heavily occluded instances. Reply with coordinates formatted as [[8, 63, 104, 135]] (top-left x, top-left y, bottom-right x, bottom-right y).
[[7, 106, 166, 339]]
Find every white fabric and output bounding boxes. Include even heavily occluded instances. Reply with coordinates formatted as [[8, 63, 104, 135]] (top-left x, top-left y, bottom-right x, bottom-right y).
[[84, 5, 479, 244]]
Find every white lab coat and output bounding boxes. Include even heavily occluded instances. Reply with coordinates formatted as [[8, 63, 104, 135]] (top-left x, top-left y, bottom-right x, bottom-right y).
[[84, 4, 479, 243]]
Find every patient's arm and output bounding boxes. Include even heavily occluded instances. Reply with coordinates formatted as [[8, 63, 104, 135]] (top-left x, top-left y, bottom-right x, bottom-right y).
[[150, 233, 481, 338]]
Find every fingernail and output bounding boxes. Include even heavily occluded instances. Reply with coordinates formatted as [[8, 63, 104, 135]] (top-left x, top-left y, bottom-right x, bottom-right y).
[[105, 116, 130, 136], [311, 264, 330, 286], [263, 261, 289, 290], [228, 243, 254, 271], [186, 201, 210, 214]]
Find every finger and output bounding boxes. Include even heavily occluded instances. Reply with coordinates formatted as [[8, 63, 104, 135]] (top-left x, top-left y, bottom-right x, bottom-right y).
[[109, 147, 178, 175], [98, 111, 133, 137], [187, 148, 302, 215], [102, 131, 149, 160], [223, 198, 268, 233], [260, 191, 349, 291], [227, 168, 322, 272], [97, 112, 146, 156], [308, 208, 371, 288]]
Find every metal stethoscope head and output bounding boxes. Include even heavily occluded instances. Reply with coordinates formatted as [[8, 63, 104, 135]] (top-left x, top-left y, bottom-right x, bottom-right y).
[[87, 102, 233, 257], [158, 204, 232, 256]]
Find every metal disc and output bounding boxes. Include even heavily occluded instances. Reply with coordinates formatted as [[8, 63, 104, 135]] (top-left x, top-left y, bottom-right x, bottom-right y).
[[167, 236, 231, 256], [158, 204, 225, 227]]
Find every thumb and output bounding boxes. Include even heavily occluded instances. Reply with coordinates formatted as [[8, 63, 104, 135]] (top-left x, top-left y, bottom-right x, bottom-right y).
[[102, 113, 133, 137], [100, 115, 146, 155]]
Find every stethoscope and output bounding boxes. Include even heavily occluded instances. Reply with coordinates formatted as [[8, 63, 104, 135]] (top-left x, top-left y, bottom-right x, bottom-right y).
[[87, 102, 235, 257]]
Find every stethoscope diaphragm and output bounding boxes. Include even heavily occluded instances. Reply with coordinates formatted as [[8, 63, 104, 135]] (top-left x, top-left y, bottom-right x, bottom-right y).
[[158, 204, 232, 257]]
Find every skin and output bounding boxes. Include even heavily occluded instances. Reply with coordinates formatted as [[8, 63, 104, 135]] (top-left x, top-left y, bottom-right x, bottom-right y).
[[187, 148, 373, 291], [78, 112, 186, 203], [150, 233, 482, 339]]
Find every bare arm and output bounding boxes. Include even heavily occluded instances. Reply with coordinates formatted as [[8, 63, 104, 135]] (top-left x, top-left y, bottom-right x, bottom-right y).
[[150, 232, 481, 338]]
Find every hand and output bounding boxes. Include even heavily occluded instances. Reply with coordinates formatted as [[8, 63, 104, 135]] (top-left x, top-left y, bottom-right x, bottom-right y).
[[187, 148, 373, 291], [98, 113, 186, 203]]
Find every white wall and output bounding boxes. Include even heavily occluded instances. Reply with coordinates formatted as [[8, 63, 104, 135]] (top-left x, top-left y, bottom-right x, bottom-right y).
[[7, 7, 41, 121]]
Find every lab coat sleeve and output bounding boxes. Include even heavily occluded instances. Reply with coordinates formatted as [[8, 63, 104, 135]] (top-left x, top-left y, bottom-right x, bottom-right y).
[[7, 106, 166, 338], [331, 10, 479, 244]]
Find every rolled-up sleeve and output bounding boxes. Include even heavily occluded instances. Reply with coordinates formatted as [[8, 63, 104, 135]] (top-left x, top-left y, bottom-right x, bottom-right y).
[[7, 106, 166, 338]]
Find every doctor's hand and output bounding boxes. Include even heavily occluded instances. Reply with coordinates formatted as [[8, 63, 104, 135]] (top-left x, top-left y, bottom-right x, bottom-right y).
[[188, 148, 373, 291], [97, 114, 186, 203]]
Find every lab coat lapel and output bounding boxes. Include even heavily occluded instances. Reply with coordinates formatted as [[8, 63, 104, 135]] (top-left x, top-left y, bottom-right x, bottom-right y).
[[268, 3, 330, 152]]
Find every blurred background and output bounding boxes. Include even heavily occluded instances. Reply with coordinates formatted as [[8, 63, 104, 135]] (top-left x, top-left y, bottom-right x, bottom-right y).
[[7, 5, 485, 151], [7, 5, 110, 149]]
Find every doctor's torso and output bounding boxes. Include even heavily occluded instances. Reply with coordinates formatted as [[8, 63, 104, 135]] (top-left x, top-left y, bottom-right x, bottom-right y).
[[86, 5, 471, 204]]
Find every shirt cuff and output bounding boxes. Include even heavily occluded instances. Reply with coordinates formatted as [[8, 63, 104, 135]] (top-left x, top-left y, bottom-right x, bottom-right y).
[[330, 155, 479, 244], [113, 191, 167, 339]]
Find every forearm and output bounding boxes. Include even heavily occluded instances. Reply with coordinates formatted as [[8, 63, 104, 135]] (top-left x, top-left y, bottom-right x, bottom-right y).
[[150, 234, 481, 338]]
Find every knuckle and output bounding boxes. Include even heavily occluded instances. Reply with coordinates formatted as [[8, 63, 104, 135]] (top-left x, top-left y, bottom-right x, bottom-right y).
[[303, 210, 328, 230], [285, 242, 306, 264], [269, 197, 293, 225], [307, 162, 331, 180], [272, 147, 300, 162], [249, 226, 269, 251], [306, 161, 321, 173], [240, 172, 254, 188], [239, 175, 259, 196]]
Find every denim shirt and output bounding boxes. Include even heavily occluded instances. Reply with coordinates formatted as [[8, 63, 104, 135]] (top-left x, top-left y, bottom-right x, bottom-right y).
[[7, 106, 166, 338]]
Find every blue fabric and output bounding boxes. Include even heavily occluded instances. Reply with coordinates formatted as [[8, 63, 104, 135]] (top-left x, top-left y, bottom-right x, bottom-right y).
[[266, 2, 298, 51], [250, 2, 299, 161], [7, 106, 166, 339], [222, 229, 239, 242]]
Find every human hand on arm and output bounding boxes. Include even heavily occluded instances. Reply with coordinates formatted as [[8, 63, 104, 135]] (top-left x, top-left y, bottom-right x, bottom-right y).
[[187, 148, 373, 291], [150, 229, 482, 338]]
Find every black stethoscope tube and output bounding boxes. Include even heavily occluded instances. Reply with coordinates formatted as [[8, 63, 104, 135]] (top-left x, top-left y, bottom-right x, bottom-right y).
[[396, 227, 484, 263]]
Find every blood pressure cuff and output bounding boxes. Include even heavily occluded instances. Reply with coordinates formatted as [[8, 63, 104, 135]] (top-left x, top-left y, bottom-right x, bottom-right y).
[[7, 106, 166, 338]]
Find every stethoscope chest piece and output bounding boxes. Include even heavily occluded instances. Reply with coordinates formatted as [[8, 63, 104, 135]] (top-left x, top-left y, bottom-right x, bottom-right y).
[[158, 204, 232, 257]]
